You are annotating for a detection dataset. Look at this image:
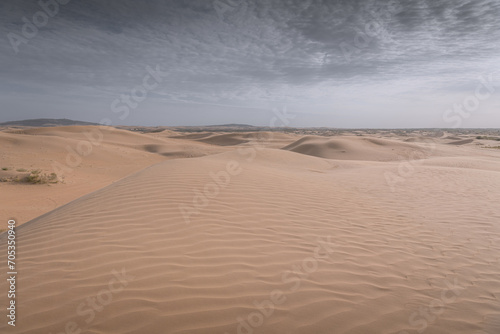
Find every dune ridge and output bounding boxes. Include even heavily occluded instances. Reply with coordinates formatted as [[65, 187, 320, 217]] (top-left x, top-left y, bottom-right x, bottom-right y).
[[281, 135, 435, 161], [0, 126, 236, 224]]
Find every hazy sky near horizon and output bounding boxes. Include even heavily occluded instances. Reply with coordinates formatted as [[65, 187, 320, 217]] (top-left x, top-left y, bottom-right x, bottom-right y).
[[1, 0, 500, 127]]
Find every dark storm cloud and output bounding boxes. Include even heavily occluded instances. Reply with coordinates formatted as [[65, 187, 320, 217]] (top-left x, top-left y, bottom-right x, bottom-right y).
[[1, 0, 499, 126]]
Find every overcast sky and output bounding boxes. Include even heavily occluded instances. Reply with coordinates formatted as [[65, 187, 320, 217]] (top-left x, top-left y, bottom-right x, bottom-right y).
[[1, 0, 499, 127]]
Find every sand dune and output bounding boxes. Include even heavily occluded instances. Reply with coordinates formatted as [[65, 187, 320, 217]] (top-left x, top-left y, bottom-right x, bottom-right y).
[[0, 126, 231, 224], [170, 132, 216, 140], [171, 131, 298, 148], [1, 132, 500, 334], [0, 126, 297, 224], [443, 136, 464, 141], [282, 135, 434, 161], [182, 133, 249, 146], [446, 138, 475, 145]]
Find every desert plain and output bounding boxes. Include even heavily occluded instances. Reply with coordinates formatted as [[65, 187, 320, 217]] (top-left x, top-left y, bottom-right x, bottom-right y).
[[1, 124, 500, 334]]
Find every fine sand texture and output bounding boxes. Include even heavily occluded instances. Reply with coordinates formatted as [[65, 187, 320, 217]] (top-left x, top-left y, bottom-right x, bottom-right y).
[[1, 128, 500, 333], [0, 126, 231, 224]]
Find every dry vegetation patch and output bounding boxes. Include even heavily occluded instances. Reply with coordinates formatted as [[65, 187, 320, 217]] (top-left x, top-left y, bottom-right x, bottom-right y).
[[0, 168, 59, 184]]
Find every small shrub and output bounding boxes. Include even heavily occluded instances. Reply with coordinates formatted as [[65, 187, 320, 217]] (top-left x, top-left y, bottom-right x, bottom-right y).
[[1, 167, 8, 171], [23, 170, 58, 184], [16, 168, 27, 172]]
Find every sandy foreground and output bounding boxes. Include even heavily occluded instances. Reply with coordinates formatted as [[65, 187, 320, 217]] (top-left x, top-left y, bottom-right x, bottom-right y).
[[1, 126, 500, 333]]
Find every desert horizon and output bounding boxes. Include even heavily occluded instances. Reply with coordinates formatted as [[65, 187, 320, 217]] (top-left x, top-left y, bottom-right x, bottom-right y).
[[2, 0, 500, 333]]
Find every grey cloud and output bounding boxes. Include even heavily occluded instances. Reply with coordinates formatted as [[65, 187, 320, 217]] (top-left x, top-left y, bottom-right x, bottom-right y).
[[1, 0, 499, 127]]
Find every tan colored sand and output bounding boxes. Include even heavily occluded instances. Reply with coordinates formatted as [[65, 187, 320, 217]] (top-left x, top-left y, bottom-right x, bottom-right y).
[[0, 129, 499, 334], [0, 126, 232, 224]]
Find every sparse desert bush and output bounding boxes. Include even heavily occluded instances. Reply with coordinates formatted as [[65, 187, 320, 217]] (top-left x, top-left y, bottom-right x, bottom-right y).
[[2, 167, 8, 171], [22, 170, 59, 184], [16, 168, 27, 172], [0, 169, 59, 184]]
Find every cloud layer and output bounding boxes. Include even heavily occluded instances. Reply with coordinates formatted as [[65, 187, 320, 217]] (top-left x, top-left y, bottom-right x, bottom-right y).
[[1, 0, 499, 127]]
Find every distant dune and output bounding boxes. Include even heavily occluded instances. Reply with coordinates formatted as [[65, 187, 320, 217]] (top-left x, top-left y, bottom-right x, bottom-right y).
[[282, 135, 431, 161], [171, 131, 297, 147], [447, 138, 475, 145]]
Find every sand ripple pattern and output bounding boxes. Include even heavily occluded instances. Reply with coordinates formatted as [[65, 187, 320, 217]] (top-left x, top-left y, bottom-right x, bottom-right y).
[[1, 148, 500, 334]]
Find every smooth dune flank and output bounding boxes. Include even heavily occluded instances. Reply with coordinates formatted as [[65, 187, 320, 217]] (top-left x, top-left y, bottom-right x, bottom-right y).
[[0, 126, 230, 224], [1, 128, 500, 334], [282, 135, 430, 161]]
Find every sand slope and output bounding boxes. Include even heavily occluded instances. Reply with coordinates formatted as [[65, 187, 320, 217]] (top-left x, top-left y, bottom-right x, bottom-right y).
[[0, 126, 231, 224], [1, 140, 500, 333], [282, 136, 433, 161], [171, 131, 298, 148]]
